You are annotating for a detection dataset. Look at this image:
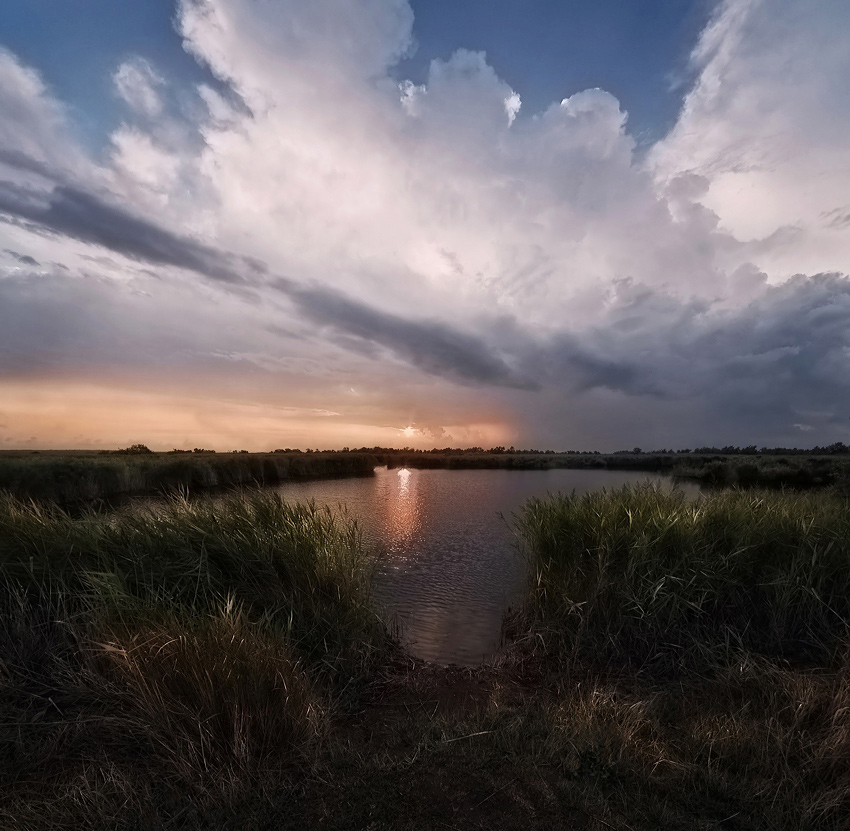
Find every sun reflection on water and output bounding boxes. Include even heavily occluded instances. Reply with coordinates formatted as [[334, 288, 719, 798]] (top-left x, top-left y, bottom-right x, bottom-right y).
[[385, 467, 421, 550]]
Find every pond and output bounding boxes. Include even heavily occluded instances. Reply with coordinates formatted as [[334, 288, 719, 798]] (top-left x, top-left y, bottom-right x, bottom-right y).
[[276, 467, 700, 665]]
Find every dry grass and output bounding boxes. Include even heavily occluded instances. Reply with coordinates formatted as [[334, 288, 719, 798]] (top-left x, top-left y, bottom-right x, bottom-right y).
[[93, 603, 322, 783]]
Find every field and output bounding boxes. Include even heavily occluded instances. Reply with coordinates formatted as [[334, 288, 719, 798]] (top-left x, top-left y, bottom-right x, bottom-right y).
[[2, 479, 850, 828]]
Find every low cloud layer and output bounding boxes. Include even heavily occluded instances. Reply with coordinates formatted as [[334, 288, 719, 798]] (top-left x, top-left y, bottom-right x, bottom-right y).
[[1, 0, 849, 449]]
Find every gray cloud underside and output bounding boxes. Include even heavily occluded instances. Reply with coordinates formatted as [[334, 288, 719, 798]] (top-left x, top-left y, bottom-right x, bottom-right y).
[[278, 279, 538, 389], [2, 248, 38, 266], [0, 178, 247, 284], [0, 158, 529, 389], [535, 274, 850, 431]]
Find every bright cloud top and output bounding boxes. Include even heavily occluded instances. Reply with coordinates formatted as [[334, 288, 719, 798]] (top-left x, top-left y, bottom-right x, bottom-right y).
[[0, 0, 849, 450]]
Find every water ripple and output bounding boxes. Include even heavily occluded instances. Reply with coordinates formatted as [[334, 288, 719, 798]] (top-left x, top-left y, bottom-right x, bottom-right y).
[[277, 467, 697, 665]]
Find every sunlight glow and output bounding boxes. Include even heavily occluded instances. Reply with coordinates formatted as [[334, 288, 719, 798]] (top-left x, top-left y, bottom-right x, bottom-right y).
[[385, 467, 420, 550]]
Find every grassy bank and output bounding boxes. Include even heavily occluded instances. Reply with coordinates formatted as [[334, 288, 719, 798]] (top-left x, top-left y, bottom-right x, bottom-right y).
[[516, 484, 850, 672], [0, 451, 379, 504], [3, 484, 850, 828], [506, 484, 850, 828], [0, 491, 392, 829], [2, 448, 847, 505]]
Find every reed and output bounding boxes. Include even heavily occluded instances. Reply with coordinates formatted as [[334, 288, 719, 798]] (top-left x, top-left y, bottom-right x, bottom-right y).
[[515, 483, 850, 674], [2, 449, 846, 505], [0, 451, 379, 503], [0, 490, 392, 826]]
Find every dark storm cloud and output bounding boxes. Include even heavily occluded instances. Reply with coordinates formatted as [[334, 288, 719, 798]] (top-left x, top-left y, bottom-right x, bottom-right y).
[[527, 272, 850, 437], [0, 179, 247, 284], [276, 279, 538, 389], [522, 333, 649, 396], [2, 248, 39, 266]]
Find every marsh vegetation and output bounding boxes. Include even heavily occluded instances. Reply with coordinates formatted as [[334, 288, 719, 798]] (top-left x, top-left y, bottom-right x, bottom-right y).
[[3, 447, 849, 507], [1, 477, 850, 828], [0, 450, 380, 503], [0, 491, 390, 828]]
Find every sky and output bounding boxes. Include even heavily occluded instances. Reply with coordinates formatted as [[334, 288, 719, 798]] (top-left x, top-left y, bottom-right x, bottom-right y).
[[1, 0, 849, 452]]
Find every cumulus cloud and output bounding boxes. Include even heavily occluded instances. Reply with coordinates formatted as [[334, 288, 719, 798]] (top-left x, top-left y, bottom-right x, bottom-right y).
[[109, 127, 182, 193], [1, 0, 849, 449], [652, 0, 850, 279]]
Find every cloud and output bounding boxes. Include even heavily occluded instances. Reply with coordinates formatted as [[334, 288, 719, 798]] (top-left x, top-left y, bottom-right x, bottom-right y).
[[652, 0, 850, 279], [0, 49, 83, 174], [0, 176, 249, 284], [113, 58, 166, 117], [280, 280, 537, 389], [178, 0, 414, 99], [0, 153, 532, 390], [521, 271, 850, 445], [109, 127, 182, 193], [1, 0, 850, 449], [2, 249, 38, 266]]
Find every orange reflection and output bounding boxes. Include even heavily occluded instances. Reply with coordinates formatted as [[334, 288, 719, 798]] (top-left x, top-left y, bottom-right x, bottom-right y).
[[385, 468, 422, 551]]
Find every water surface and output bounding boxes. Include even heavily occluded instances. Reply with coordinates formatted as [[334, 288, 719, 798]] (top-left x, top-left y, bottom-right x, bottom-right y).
[[277, 467, 699, 665]]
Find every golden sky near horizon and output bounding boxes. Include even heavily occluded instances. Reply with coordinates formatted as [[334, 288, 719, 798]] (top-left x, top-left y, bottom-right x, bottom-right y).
[[0, 379, 513, 451]]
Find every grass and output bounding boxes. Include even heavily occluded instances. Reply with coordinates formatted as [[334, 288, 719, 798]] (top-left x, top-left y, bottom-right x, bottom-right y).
[[2, 449, 847, 504], [3, 482, 850, 828], [515, 484, 850, 673], [503, 484, 850, 828], [671, 454, 849, 489], [0, 451, 380, 503], [0, 490, 393, 828]]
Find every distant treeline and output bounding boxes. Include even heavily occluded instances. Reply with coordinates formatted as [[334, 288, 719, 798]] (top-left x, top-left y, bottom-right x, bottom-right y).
[[102, 442, 850, 456], [290, 442, 850, 456]]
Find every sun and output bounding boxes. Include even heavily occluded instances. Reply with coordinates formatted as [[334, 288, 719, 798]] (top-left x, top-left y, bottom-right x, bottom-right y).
[[402, 425, 417, 438]]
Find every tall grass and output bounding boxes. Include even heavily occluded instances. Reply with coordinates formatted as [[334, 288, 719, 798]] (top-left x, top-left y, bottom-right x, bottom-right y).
[[507, 484, 850, 827], [0, 452, 379, 503], [516, 484, 850, 674], [0, 490, 392, 825]]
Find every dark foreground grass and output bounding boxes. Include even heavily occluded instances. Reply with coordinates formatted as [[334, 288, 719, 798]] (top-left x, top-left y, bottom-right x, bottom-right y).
[[0, 491, 392, 829], [516, 484, 850, 673], [503, 484, 850, 829], [3, 485, 850, 829]]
